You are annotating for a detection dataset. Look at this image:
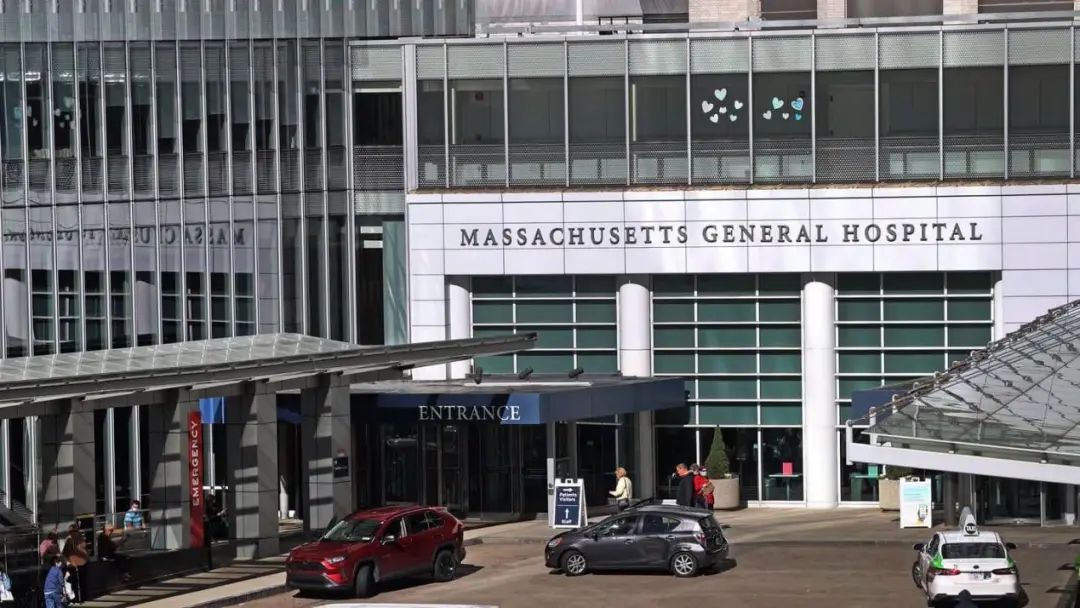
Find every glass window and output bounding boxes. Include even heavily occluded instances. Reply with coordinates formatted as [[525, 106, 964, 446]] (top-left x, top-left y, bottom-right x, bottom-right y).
[[753, 72, 811, 183], [847, 0, 942, 17], [155, 42, 179, 197], [593, 516, 638, 537], [103, 43, 128, 193], [880, 69, 939, 180], [944, 67, 1003, 178], [302, 41, 322, 191], [417, 79, 445, 187], [691, 73, 750, 184], [704, 427, 759, 502], [979, 0, 1070, 12], [52, 43, 76, 196], [699, 404, 757, 425], [508, 77, 564, 186], [569, 76, 625, 185], [941, 542, 1005, 559], [278, 40, 299, 191], [761, 428, 802, 501], [639, 514, 681, 535], [324, 41, 346, 189], [257, 196, 279, 333], [1011, 63, 1069, 178], [322, 518, 380, 542], [631, 75, 686, 184], [204, 43, 227, 194], [405, 512, 432, 534], [449, 79, 504, 187], [761, 0, 816, 19], [816, 70, 875, 181]]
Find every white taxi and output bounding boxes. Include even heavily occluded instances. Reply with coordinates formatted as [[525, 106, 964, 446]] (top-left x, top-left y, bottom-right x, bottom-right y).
[[911, 516, 1020, 606]]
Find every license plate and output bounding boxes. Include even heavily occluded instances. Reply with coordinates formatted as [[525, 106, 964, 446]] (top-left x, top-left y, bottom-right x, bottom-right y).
[[968, 572, 991, 581]]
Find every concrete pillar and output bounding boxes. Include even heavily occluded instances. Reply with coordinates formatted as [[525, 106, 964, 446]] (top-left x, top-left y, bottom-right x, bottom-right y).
[[146, 392, 199, 550], [226, 384, 280, 559], [447, 276, 472, 380], [817, 0, 845, 20], [301, 376, 353, 531], [943, 0, 977, 15], [690, 0, 761, 23], [802, 274, 838, 508], [1064, 485, 1077, 526], [618, 276, 656, 500], [39, 403, 95, 527]]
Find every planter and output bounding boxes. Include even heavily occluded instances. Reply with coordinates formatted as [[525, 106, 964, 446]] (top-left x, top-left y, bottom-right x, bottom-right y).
[[710, 476, 741, 510], [878, 478, 900, 511]]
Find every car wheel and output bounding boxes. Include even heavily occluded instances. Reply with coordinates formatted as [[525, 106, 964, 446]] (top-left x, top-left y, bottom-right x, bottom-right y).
[[911, 561, 922, 588], [670, 551, 699, 577], [561, 550, 588, 576], [353, 563, 373, 599], [432, 549, 458, 582]]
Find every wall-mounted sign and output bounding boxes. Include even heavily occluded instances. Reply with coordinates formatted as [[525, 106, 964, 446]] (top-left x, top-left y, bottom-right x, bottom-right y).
[[188, 411, 205, 548], [418, 405, 522, 422], [333, 449, 350, 479]]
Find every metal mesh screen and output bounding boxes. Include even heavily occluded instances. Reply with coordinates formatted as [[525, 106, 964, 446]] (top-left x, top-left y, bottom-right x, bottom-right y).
[[1011, 132, 1070, 178], [943, 31, 1003, 68], [568, 41, 624, 77], [569, 142, 626, 186], [448, 44, 503, 79], [416, 45, 444, 80], [1, 161, 23, 205], [508, 143, 565, 187], [350, 45, 401, 80], [157, 153, 178, 197], [816, 34, 874, 71], [945, 134, 1004, 179], [449, 143, 505, 187], [631, 142, 687, 185], [753, 137, 812, 183], [232, 150, 253, 194], [816, 138, 875, 182], [255, 150, 276, 194], [752, 36, 811, 72], [879, 32, 939, 69], [353, 145, 404, 191], [183, 153, 203, 196], [629, 39, 686, 76], [879, 136, 939, 180], [106, 156, 128, 199], [280, 149, 300, 192], [327, 146, 348, 189], [207, 151, 228, 194], [27, 158, 50, 204], [692, 139, 750, 184], [690, 38, 748, 74], [507, 43, 564, 78], [133, 155, 154, 194], [80, 157, 102, 199], [304, 153, 323, 191], [1010, 28, 1070, 66], [417, 145, 445, 188], [55, 157, 77, 193]]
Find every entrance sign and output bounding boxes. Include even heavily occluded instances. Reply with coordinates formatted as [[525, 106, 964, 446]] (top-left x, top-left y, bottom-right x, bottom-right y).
[[188, 411, 205, 547], [899, 478, 932, 529], [551, 478, 587, 529]]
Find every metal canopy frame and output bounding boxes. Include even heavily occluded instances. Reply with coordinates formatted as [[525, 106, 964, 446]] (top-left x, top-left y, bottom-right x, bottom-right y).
[[846, 299, 1080, 483], [0, 332, 537, 410]]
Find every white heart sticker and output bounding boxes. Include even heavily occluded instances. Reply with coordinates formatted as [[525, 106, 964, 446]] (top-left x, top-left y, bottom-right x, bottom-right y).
[[734, 100, 743, 110], [772, 97, 784, 110], [709, 114, 719, 123], [729, 114, 738, 122], [718, 106, 727, 114], [715, 88, 727, 101], [701, 100, 714, 114], [762, 110, 772, 120], [782, 113, 790, 120]]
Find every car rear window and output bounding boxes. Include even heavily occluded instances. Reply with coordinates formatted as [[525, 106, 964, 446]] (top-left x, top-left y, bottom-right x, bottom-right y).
[[942, 542, 1005, 559]]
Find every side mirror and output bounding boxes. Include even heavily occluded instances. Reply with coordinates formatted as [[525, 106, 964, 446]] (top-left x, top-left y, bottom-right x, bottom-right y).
[[381, 534, 397, 545], [1005, 542, 1017, 550], [912, 543, 925, 552], [588, 532, 599, 541]]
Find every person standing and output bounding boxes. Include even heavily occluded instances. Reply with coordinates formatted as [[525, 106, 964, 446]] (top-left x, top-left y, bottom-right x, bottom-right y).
[[124, 500, 145, 530], [0, 565, 13, 605], [62, 523, 89, 604], [691, 464, 708, 509], [609, 467, 633, 512], [674, 463, 696, 507], [38, 531, 60, 561], [699, 467, 715, 510], [42, 555, 65, 608]]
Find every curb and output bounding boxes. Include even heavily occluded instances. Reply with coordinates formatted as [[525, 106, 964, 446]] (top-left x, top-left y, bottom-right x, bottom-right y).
[[186, 583, 290, 608]]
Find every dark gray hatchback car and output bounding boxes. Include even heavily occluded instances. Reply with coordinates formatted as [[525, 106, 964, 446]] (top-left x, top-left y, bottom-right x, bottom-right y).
[[544, 504, 728, 577]]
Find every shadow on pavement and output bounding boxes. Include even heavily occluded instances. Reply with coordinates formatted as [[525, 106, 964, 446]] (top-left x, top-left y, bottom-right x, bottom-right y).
[[545, 558, 738, 578], [292, 564, 484, 600]]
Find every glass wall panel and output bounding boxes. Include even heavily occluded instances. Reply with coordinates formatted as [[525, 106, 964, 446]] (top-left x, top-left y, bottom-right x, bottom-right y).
[[56, 204, 80, 352], [302, 41, 323, 191], [655, 427, 697, 500], [130, 43, 153, 196], [324, 41, 347, 190], [103, 43, 128, 200], [630, 75, 686, 184], [183, 200, 206, 340], [305, 195, 325, 337], [253, 42, 275, 194], [230, 43, 252, 194], [109, 202, 132, 348], [508, 77, 564, 187], [278, 41, 300, 192], [690, 73, 750, 184], [204, 43, 227, 195], [328, 192, 349, 340], [1, 45, 24, 205], [880, 69, 939, 180], [569, 76, 625, 185], [3, 207, 28, 356], [180, 43, 203, 196], [25, 44, 50, 205], [761, 428, 802, 501], [944, 67, 1003, 178], [417, 79, 445, 187], [449, 79, 504, 187], [82, 204, 106, 350], [816, 70, 875, 181], [353, 83, 404, 191], [133, 200, 157, 345], [753, 72, 811, 182], [208, 198, 230, 338], [256, 196, 279, 333], [1010, 64, 1069, 177], [78, 43, 102, 200], [233, 198, 256, 336], [28, 205, 54, 354], [159, 200, 181, 343], [155, 42, 179, 198], [52, 44, 76, 199], [281, 194, 302, 333]]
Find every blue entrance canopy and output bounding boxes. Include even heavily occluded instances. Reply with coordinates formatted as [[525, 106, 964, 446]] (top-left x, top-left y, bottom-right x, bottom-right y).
[[848, 386, 912, 423], [353, 376, 686, 424]]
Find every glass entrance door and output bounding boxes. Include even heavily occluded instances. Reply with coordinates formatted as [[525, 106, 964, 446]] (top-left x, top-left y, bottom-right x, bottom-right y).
[[440, 424, 468, 518], [979, 477, 1041, 524]]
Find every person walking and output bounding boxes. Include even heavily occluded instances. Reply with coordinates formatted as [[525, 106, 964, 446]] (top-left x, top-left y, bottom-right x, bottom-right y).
[[691, 464, 708, 509], [674, 463, 696, 507], [38, 531, 60, 561], [698, 467, 715, 510], [0, 565, 14, 605], [62, 524, 89, 604], [42, 555, 65, 608], [609, 467, 633, 512]]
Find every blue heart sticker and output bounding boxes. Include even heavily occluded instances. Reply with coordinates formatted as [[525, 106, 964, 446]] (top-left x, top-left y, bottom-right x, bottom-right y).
[[795, 113, 802, 121], [791, 97, 804, 112]]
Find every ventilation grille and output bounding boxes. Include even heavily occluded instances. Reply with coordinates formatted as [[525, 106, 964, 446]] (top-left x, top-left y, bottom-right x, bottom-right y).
[[351, 46, 401, 80], [752, 36, 811, 72], [447, 44, 503, 79], [629, 39, 685, 76], [943, 31, 1002, 67], [690, 38, 748, 74], [816, 34, 874, 71], [507, 43, 564, 78], [1010, 28, 1069, 66], [416, 45, 444, 80], [568, 41, 624, 77], [879, 32, 939, 69]]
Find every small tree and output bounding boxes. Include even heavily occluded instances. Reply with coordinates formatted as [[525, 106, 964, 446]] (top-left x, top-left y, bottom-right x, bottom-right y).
[[884, 465, 914, 480], [704, 430, 731, 478]]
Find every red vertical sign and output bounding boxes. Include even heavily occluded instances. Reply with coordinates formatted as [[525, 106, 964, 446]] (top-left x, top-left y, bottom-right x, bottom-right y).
[[188, 411, 205, 548]]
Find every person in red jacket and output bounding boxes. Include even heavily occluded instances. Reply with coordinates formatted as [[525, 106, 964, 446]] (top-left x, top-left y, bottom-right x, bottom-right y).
[[699, 467, 715, 509], [691, 464, 708, 509]]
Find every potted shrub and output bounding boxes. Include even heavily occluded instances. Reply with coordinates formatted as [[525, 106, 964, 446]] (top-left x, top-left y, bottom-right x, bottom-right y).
[[878, 466, 913, 511], [704, 430, 740, 510]]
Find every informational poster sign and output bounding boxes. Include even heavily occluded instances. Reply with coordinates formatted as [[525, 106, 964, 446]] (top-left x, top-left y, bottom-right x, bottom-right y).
[[188, 411, 205, 548], [552, 478, 587, 529], [899, 478, 932, 529]]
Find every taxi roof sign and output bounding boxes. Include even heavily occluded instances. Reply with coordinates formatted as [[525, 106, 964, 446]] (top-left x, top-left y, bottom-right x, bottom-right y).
[[960, 507, 978, 536]]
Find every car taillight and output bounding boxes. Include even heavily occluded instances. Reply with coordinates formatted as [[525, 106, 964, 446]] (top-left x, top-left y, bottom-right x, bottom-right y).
[[694, 532, 708, 547], [929, 567, 961, 577], [992, 567, 1017, 575]]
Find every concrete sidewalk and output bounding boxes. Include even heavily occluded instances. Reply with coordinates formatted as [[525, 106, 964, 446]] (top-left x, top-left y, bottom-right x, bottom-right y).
[[78, 508, 1080, 608]]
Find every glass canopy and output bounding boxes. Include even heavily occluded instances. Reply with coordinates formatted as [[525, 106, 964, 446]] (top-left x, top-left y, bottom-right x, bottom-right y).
[[865, 300, 1080, 461]]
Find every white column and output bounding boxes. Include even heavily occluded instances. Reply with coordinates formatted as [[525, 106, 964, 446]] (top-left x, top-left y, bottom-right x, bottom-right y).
[[618, 276, 655, 500], [447, 276, 472, 379], [1065, 485, 1077, 526], [802, 274, 838, 508], [993, 276, 1006, 341]]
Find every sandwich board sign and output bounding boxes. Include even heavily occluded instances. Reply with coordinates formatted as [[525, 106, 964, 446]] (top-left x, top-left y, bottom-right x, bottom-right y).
[[552, 478, 587, 529], [899, 478, 933, 529]]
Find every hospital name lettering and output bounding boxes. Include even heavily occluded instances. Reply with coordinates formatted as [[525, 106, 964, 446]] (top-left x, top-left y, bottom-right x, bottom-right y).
[[419, 405, 522, 422], [4, 226, 246, 247], [459, 222, 984, 248]]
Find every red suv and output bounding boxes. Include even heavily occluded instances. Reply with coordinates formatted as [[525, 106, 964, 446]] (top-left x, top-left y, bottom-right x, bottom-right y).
[[285, 505, 466, 597]]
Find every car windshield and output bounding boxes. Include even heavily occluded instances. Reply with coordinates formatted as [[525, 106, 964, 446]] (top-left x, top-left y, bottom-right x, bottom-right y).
[[321, 518, 381, 543], [942, 542, 1005, 559]]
